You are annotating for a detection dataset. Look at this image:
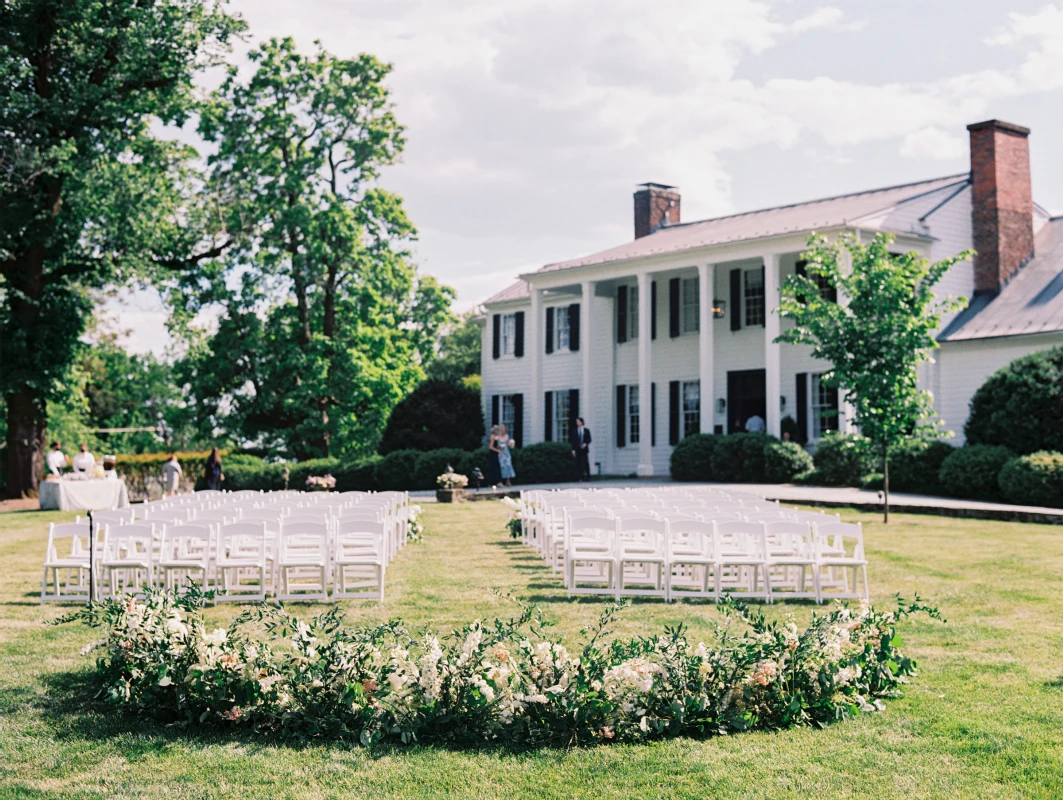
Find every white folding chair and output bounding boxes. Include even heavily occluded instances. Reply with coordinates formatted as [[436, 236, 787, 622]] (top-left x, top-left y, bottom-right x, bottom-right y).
[[158, 523, 213, 591], [215, 521, 268, 603], [764, 521, 819, 603], [99, 523, 156, 598], [715, 521, 771, 603], [332, 520, 386, 602], [666, 519, 718, 602], [815, 522, 869, 602], [565, 515, 618, 597], [276, 521, 331, 602], [40, 521, 94, 603], [615, 515, 668, 599]]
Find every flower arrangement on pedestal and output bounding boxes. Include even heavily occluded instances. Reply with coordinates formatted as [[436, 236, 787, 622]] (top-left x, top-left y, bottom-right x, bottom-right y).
[[306, 474, 336, 492], [436, 470, 468, 503]]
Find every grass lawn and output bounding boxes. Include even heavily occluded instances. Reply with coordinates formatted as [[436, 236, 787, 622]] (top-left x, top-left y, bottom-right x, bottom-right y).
[[1, 502, 1062, 799]]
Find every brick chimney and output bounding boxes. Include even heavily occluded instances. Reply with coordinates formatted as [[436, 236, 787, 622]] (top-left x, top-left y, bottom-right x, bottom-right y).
[[634, 183, 680, 239], [967, 120, 1034, 296]]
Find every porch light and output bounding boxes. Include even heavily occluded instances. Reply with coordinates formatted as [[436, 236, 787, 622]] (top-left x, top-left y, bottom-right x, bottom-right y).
[[712, 299, 726, 319], [715, 398, 726, 414]]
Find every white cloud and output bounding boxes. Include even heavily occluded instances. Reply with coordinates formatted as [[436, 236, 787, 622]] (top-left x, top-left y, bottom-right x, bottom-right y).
[[790, 7, 865, 34], [900, 127, 968, 160]]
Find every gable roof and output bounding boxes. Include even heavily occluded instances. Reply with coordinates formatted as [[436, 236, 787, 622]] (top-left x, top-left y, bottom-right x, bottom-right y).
[[535, 174, 969, 275], [939, 217, 1063, 342], [483, 279, 530, 305]]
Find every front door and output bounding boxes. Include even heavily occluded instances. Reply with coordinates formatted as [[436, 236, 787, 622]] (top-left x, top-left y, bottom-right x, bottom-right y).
[[727, 369, 766, 434]]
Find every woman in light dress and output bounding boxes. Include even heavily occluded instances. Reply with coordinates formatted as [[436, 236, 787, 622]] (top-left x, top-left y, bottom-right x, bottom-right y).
[[496, 424, 516, 487], [161, 453, 183, 496]]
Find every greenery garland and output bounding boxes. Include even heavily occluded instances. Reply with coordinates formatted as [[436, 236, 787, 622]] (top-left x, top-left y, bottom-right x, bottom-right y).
[[56, 587, 939, 747]]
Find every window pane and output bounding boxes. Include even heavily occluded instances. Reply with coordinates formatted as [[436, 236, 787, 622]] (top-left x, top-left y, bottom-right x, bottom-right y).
[[501, 395, 516, 436], [629, 385, 640, 444], [744, 269, 765, 327], [556, 392, 571, 442], [556, 307, 570, 350], [682, 381, 700, 437], [502, 314, 516, 355], [810, 373, 837, 439]]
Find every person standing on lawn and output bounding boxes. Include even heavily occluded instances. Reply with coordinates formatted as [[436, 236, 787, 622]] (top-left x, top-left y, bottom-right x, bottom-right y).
[[204, 448, 224, 491], [569, 417, 592, 481]]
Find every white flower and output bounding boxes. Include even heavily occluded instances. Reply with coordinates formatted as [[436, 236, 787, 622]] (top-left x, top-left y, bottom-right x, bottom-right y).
[[158, 675, 172, 687], [639, 715, 650, 732], [203, 628, 228, 647]]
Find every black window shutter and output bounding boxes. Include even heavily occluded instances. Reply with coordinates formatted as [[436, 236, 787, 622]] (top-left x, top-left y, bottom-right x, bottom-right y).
[[569, 303, 580, 352], [544, 391, 553, 441], [514, 311, 525, 358], [651, 281, 657, 340], [545, 307, 554, 354], [669, 381, 680, 445], [492, 314, 501, 360], [616, 286, 628, 344], [668, 278, 680, 338], [512, 394, 523, 447], [616, 385, 626, 447], [491, 395, 500, 426], [569, 389, 579, 426], [795, 373, 808, 444], [729, 269, 742, 332]]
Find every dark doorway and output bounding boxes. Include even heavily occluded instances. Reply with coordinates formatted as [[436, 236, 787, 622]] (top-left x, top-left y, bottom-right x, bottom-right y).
[[727, 369, 766, 433]]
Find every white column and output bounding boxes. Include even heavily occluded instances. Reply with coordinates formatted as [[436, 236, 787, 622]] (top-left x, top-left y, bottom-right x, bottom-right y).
[[764, 253, 782, 437], [528, 287, 543, 443], [636, 271, 654, 476], [580, 280, 594, 462], [698, 263, 715, 434]]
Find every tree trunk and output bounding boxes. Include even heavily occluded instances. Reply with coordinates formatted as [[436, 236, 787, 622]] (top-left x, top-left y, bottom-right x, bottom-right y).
[[5, 389, 46, 499], [882, 442, 890, 524]]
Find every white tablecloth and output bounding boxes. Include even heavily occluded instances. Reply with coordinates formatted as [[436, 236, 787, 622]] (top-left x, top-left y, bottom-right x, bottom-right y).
[[39, 479, 130, 511]]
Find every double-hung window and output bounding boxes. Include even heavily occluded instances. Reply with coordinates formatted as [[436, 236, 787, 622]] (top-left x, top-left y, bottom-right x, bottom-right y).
[[681, 277, 699, 334], [554, 391, 571, 443], [501, 394, 517, 435], [744, 268, 765, 327], [501, 314, 517, 356], [628, 386, 640, 444], [810, 372, 839, 439], [682, 381, 700, 438], [555, 306, 571, 351]]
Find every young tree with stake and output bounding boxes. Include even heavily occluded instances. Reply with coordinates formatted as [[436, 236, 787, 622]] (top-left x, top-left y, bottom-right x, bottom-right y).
[[776, 233, 971, 522]]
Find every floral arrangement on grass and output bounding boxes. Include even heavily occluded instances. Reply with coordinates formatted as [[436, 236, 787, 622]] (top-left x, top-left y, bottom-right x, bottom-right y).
[[501, 496, 522, 539], [305, 474, 336, 491], [57, 585, 939, 747], [436, 472, 468, 490], [407, 505, 425, 542]]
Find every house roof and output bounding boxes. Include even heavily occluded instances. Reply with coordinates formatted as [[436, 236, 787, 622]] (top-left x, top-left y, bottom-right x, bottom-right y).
[[535, 174, 969, 274], [483, 279, 530, 305], [939, 217, 1063, 342]]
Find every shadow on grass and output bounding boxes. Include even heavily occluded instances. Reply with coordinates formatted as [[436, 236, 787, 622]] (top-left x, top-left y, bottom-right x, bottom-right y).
[[30, 669, 574, 759]]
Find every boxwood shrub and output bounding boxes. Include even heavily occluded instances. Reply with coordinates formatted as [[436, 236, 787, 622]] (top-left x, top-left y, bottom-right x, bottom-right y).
[[511, 442, 576, 484], [812, 433, 877, 487], [375, 450, 423, 491], [709, 433, 777, 483], [456, 447, 491, 486], [764, 441, 814, 483], [887, 439, 955, 494], [998, 451, 1063, 508], [334, 456, 380, 492], [670, 434, 720, 481], [414, 448, 468, 490], [938, 444, 1014, 500]]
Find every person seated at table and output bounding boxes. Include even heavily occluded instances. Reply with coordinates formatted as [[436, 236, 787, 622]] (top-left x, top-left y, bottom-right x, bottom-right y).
[[46, 442, 67, 475], [71, 444, 96, 474]]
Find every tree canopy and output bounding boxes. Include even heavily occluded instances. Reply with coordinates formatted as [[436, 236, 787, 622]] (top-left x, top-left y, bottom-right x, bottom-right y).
[[170, 38, 455, 460], [0, 0, 243, 497], [777, 232, 971, 520], [426, 311, 483, 383]]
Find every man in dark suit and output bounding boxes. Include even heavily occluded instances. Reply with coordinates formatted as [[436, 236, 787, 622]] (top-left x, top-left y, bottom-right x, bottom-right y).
[[569, 417, 592, 481]]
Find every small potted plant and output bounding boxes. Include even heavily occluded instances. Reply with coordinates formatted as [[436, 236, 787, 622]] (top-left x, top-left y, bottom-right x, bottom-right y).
[[436, 468, 469, 503]]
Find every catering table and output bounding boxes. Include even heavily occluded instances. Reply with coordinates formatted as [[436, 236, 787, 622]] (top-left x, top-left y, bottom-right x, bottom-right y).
[[39, 478, 130, 511]]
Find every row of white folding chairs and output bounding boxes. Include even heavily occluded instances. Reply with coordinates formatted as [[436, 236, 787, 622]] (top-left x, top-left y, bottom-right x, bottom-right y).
[[560, 513, 866, 603]]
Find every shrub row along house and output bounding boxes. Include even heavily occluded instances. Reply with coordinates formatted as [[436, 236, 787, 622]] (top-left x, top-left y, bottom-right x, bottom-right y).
[[479, 119, 1063, 476]]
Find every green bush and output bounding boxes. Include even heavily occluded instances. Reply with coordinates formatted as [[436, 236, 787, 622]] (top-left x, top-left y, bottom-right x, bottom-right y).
[[860, 473, 884, 491], [288, 458, 342, 492], [938, 445, 1014, 500], [764, 441, 814, 483], [792, 469, 821, 485], [709, 433, 778, 483], [414, 448, 468, 490], [456, 447, 491, 485], [998, 451, 1063, 508], [812, 433, 877, 487], [379, 378, 485, 454], [334, 457, 380, 492], [670, 434, 720, 481], [511, 442, 575, 484], [965, 346, 1063, 455], [374, 450, 422, 491], [887, 439, 955, 494]]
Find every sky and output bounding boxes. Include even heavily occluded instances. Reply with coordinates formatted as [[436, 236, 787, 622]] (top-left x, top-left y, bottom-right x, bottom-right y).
[[112, 0, 1063, 356]]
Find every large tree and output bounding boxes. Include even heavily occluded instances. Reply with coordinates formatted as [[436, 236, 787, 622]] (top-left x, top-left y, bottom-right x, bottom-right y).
[[172, 38, 453, 459], [0, 0, 242, 497], [426, 310, 483, 384], [777, 233, 970, 521]]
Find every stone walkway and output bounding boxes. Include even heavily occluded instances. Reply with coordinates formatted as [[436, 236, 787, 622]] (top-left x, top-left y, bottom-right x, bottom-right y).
[[412, 478, 1063, 525]]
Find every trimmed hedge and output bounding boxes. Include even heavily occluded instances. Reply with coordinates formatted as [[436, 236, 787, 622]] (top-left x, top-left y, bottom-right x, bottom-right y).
[[710, 433, 778, 483], [670, 435, 720, 481], [965, 346, 1063, 455], [764, 441, 814, 483], [512, 442, 576, 484], [812, 433, 877, 487], [375, 450, 423, 491], [413, 448, 468, 490], [998, 451, 1063, 508], [886, 439, 955, 494], [334, 457, 380, 492], [938, 444, 1014, 501]]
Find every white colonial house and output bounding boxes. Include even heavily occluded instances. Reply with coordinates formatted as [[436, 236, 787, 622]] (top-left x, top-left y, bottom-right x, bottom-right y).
[[479, 119, 1063, 477]]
